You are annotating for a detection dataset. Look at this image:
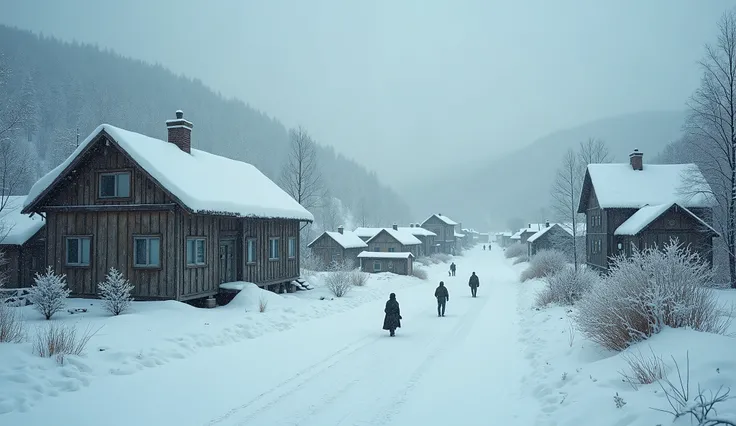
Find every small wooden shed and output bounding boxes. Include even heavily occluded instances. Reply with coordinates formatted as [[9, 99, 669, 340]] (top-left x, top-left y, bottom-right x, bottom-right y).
[[358, 251, 414, 275]]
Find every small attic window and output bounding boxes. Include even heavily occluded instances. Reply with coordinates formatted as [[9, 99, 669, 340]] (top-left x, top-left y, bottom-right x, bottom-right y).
[[99, 172, 131, 198]]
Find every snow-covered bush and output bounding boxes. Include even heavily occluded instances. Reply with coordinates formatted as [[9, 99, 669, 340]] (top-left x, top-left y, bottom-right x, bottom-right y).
[[98, 268, 134, 316], [0, 304, 24, 343], [535, 266, 598, 307], [575, 241, 731, 351], [512, 255, 529, 265], [412, 266, 428, 280], [415, 257, 432, 267], [325, 270, 352, 297], [348, 269, 369, 287], [431, 253, 452, 264], [33, 322, 97, 361], [520, 250, 568, 281], [301, 249, 325, 273], [28, 267, 70, 320], [618, 347, 666, 390], [504, 243, 526, 259]]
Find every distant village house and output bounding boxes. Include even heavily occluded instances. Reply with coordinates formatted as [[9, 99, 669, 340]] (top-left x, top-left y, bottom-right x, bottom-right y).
[[307, 226, 367, 269]]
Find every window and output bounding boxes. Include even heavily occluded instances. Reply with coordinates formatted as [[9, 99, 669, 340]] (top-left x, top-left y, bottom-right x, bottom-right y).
[[331, 253, 340, 263], [134, 236, 160, 267], [99, 172, 131, 198], [288, 237, 296, 259], [269, 238, 280, 260], [373, 261, 382, 272], [186, 238, 206, 266], [246, 238, 256, 264], [372, 246, 380, 252], [388, 247, 396, 253], [66, 237, 91, 266]]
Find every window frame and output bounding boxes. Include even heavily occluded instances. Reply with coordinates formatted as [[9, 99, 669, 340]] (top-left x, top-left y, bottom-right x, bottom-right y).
[[133, 235, 162, 269], [373, 260, 382, 272], [64, 235, 92, 267], [246, 238, 257, 264], [98, 170, 133, 200], [186, 237, 207, 267], [388, 247, 396, 253], [288, 237, 297, 259], [268, 237, 280, 261]]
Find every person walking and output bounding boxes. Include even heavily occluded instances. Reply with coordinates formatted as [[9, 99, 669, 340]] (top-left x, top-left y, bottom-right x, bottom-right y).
[[483, 245, 486, 250], [434, 281, 449, 317], [450, 262, 456, 277], [469, 272, 480, 298], [382, 293, 402, 337]]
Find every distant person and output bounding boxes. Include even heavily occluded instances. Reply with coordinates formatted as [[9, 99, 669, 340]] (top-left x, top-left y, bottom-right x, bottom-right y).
[[469, 272, 480, 298], [434, 281, 449, 317], [383, 293, 402, 337], [488, 244, 492, 251], [483, 245, 486, 250], [450, 262, 456, 277]]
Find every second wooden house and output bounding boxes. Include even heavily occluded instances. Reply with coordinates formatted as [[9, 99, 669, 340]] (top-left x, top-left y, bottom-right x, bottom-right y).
[[365, 225, 422, 256], [21, 111, 314, 301], [0, 196, 46, 289], [307, 226, 367, 268], [421, 214, 457, 254]]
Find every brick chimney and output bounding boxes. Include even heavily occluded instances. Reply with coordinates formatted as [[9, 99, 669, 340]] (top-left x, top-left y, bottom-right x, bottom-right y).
[[337, 225, 344, 234], [630, 149, 643, 171], [545, 220, 550, 228], [166, 110, 193, 153], [392, 223, 398, 231]]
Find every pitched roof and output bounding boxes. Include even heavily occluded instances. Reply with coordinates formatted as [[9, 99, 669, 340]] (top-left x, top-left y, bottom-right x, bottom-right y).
[[366, 228, 422, 246], [455, 231, 465, 238], [308, 230, 368, 249], [614, 202, 720, 236], [578, 163, 715, 212], [358, 251, 414, 259], [0, 196, 45, 245], [398, 226, 437, 237], [23, 124, 313, 221], [422, 214, 458, 226], [527, 224, 572, 243]]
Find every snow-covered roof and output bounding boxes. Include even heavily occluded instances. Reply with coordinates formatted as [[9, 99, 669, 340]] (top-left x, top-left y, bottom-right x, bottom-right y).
[[398, 226, 437, 237], [422, 214, 458, 226], [366, 228, 422, 246], [358, 251, 414, 259], [0, 196, 45, 245], [580, 163, 715, 211], [527, 224, 572, 244], [559, 222, 587, 236], [614, 202, 720, 236], [455, 231, 465, 238], [354, 227, 382, 239], [308, 230, 368, 249], [510, 232, 522, 240], [501, 232, 513, 237], [24, 124, 314, 221]]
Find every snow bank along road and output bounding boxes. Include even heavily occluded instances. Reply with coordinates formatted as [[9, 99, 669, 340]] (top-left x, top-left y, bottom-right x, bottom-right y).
[[6, 246, 537, 426]]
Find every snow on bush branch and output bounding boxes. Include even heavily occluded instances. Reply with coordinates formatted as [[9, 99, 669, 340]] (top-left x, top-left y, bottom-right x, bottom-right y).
[[521, 249, 567, 282], [98, 267, 134, 316], [575, 240, 731, 351], [536, 266, 598, 307], [28, 267, 70, 320]]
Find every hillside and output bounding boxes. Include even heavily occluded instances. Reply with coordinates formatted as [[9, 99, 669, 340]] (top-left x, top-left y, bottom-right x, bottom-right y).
[[405, 110, 687, 229], [0, 25, 411, 226]]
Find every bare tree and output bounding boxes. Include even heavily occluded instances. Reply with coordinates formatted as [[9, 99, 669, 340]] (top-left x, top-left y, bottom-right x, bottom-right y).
[[279, 126, 324, 210], [320, 192, 339, 232], [685, 9, 736, 288], [551, 138, 611, 270], [357, 197, 370, 227]]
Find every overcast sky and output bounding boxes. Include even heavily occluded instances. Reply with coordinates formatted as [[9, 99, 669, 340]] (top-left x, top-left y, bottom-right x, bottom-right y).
[[1, 0, 734, 184]]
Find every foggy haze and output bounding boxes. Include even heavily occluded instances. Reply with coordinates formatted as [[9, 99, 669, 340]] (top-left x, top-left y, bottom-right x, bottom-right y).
[[1, 0, 731, 188]]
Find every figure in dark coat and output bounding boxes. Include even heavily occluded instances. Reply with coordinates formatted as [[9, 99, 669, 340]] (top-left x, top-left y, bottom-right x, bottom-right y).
[[483, 245, 486, 250], [469, 272, 480, 298], [435, 281, 449, 317], [450, 262, 456, 276], [383, 293, 402, 336]]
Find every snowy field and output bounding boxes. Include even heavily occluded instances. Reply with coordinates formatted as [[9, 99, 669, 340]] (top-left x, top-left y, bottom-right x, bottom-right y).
[[2, 245, 735, 425]]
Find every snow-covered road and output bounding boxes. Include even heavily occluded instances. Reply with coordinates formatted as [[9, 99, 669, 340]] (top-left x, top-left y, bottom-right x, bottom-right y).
[[6, 246, 537, 426]]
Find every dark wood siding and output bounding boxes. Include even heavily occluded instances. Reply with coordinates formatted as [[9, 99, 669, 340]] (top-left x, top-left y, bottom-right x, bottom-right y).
[[366, 230, 419, 255], [359, 257, 412, 275], [421, 216, 455, 254], [241, 219, 301, 286], [308, 234, 363, 269]]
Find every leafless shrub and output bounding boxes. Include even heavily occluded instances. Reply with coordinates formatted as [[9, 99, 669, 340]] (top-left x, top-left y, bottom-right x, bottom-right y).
[[568, 319, 576, 348], [521, 250, 568, 281], [325, 270, 353, 298], [619, 347, 667, 390], [575, 241, 731, 351], [412, 266, 428, 280], [535, 266, 598, 307], [33, 323, 98, 360], [258, 295, 268, 313], [348, 269, 369, 287], [505, 243, 526, 259], [513, 255, 529, 265], [0, 304, 24, 343], [415, 257, 432, 267], [431, 253, 452, 264], [653, 352, 736, 425]]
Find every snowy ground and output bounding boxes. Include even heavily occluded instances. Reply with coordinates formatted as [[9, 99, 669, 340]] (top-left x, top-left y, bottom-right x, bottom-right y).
[[3, 244, 734, 425]]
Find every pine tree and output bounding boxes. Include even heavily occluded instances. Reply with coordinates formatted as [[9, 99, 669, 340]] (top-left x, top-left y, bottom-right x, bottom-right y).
[[98, 268, 134, 316], [28, 267, 70, 320]]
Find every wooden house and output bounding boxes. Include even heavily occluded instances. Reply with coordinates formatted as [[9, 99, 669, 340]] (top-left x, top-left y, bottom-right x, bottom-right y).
[[577, 149, 718, 272], [526, 222, 572, 257], [398, 224, 436, 257], [420, 214, 457, 254], [307, 226, 367, 268], [354, 227, 382, 242], [365, 225, 422, 257], [0, 196, 46, 288], [21, 111, 314, 301], [357, 251, 414, 275]]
